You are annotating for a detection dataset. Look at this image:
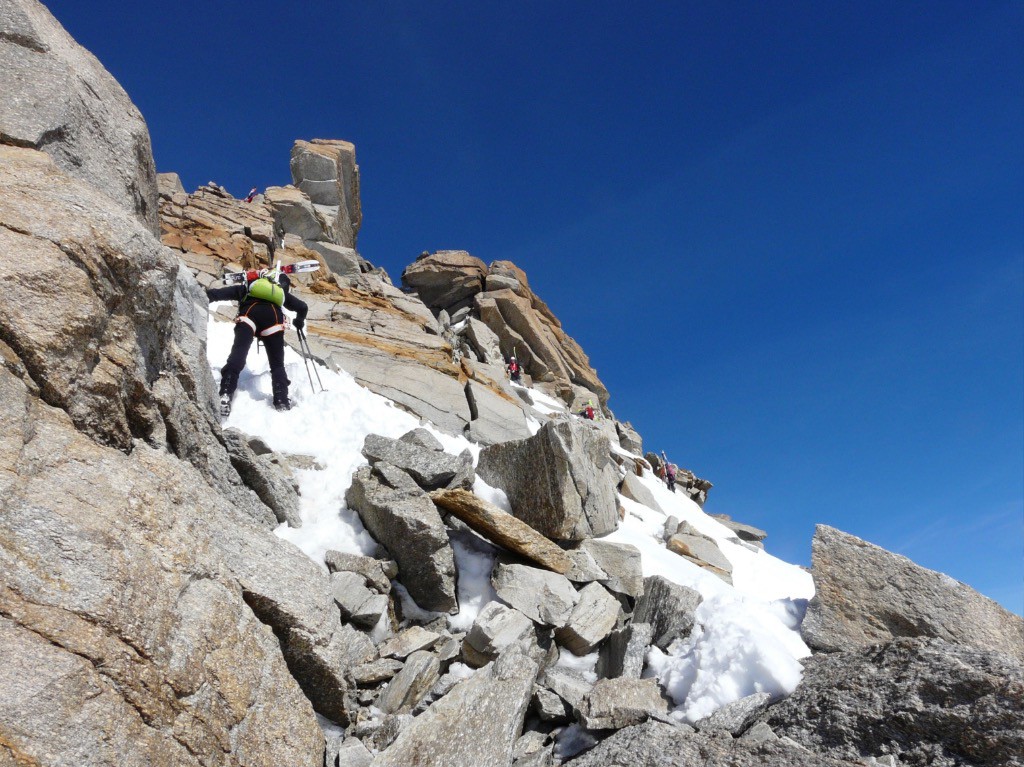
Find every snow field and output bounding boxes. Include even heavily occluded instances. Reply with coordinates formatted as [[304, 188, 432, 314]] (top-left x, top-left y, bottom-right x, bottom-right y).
[[206, 314, 815, 725]]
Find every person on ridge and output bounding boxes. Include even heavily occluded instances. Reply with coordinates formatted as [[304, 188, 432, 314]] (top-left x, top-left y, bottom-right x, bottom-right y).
[[661, 450, 677, 492], [206, 267, 308, 415], [507, 355, 522, 383], [579, 399, 596, 420], [244, 187, 259, 203]]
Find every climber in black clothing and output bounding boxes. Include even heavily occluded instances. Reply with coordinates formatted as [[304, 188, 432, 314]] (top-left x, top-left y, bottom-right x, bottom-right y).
[[206, 269, 308, 415]]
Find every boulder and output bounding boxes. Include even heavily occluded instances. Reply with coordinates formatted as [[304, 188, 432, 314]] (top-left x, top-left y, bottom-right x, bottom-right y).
[[532, 685, 570, 722], [345, 465, 457, 613], [802, 525, 1024, 660], [597, 622, 653, 679], [429, 489, 573, 574], [324, 550, 393, 594], [578, 678, 670, 730], [361, 433, 472, 491], [708, 513, 768, 543], [0, 0, 158, 231], [371, 649, 539, 767], [400, 250, 487, 312], [565, 721, 856, 767], [555, 582, 622, 656], [222, 427, 302, 527], [763, 637, 1024, 767], [306, 241, 362, 279], [576, 539, 644, 598], [377, 650, 440, 715], [157, 172, 185, 198], [493, 563, 579, 628], [539, 667, 592, 712], [615, 421, 643, 454], [477, 419, 620, 542], [351, 658, 404, 686], [399, 427, 445, 451], [464, 316, 504, 364], [290, 139, 360, 248], [633, 576, 702, 650], [337, 739, 374, 767], [463, 602, 537, 667], [620, 472, 664, 513], [330, 572, 388, 629]]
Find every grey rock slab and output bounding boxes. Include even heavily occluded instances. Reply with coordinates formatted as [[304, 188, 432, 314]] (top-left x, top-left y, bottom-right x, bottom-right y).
[[362, 433, 471, 490], [694, 692, 775, 735], [290, 139, 360, 248], [633, 576, 702, 650], [464, 602, 538, 666], [477, 419, 620, 541], [579, 677, 670, 730], [264, 184, 330, 241], [763, 636, 1024, 767], [615, 421, 643, 454], [222, 427, 302, 527], [577, 539, 644, 598], [306, 241, 362, 278], [370, 649, 539, 767], [565, 721, 857, 767], [740, 721, 779, 744], [377, 650, 440, 714], [493, 563, 579, 628], [400, 250, 487, 312], [430, 488, 573, 574], [399, 427, 445, 451], [564, 547, 609, 584], [378, 626, 441, 660], [620, 471, 664, 513], [555, 582, 622, 656], [667, 533, 733, 574], [597, 622, 653, 679], [0, 0, 158, 231], [802, 524, 1024, 660], [345, 465, 457, 613], [465, 316, 504, 364]]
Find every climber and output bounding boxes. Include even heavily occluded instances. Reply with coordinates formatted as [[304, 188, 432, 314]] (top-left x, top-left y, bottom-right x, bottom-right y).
[[507, 355, 522, 383], [579, 399, 596, 420], [206, 266, 308, 415], [661, 451, 677, 492], [244, 187, 259, 203]]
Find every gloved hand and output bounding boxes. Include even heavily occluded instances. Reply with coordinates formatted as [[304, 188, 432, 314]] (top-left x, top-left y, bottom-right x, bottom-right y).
[[293, 317, 305, 331]]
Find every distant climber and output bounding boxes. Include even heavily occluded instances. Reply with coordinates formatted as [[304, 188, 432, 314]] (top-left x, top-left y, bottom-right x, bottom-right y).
[[661, 451, 677, 492], [507, 355, 522, 383], [579, 400, 596, 420], [245, 187, 259, 203], [206, 267, 308, 415]]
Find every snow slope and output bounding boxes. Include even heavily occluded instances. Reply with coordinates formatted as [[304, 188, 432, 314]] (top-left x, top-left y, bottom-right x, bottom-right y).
[[207, 315, 814, 723]]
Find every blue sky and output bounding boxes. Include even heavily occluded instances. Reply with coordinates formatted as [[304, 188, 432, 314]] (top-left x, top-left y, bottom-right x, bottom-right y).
[[45, 1, 1022, 613]]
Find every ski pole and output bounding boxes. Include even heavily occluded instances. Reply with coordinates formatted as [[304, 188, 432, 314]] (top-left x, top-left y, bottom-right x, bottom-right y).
[[297, 329, 325, 393]]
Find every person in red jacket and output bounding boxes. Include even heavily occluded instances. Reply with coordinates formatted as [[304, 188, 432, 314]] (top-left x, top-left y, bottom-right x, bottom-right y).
[[206, 269, 308, 415]]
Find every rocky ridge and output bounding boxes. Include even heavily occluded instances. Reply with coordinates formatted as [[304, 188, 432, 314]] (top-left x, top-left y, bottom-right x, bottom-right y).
[[1, 3, 1022, 767]]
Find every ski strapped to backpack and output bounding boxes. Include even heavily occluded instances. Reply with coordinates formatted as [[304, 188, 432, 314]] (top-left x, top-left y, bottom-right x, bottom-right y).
[[221, 259, 321, 286]]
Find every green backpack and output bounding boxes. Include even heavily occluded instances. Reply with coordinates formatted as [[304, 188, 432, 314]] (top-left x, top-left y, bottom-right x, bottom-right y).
[[246, 276, 284, 306]]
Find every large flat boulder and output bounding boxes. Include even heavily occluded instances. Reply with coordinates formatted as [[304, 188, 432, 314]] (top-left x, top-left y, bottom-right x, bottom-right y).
[[430, 489, 573, 573], [493, 563, 578, 628], [264, 185, 331, 242], [802, 525, 1024, 660], [477, 419, 619, 542], [345, 464, 457, 613], [0, 0, 158, 231], [633, 575, 702, 650], [362, 432, 472, 490]]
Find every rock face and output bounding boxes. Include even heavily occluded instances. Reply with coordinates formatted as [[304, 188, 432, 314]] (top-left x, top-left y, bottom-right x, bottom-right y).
[[763, 637, 1024, 767], [633, 575, 703, 650], [802, 525, 1024, 660], [477, 419, 620, 541], [0, 0, 158, 232]]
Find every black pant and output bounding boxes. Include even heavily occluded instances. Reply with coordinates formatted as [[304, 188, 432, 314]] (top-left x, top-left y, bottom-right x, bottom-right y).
[[220, 303, 290, 404]]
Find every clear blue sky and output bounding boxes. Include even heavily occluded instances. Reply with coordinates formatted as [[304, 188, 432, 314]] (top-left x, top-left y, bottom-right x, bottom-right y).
[[45, 0, 1023, 613]]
